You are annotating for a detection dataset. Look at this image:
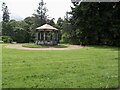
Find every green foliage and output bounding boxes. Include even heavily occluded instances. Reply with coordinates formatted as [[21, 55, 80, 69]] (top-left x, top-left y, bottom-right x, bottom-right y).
[[22, 43, 68, 48], [24, 16, 37, 42], [2, 2, 10, 38], [47, 18, 56, 27], [61, 33, 69, 43], [2, 45, 118, 88], [56, 18, 73, 44], [22, 43, 49, 48], [7, 20, 30, 43], [1, 20, 28, 43], [1, 1, 57, 44], [56, 17, 64, 30], [2, 2, 10, 22], [1, 36, 13, 43], [62, 2, 120, 46], [33, 0, 48, 27]]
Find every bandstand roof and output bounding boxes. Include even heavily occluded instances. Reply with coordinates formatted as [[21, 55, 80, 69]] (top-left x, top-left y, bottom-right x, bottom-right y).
[[36, 24, 58, 31]]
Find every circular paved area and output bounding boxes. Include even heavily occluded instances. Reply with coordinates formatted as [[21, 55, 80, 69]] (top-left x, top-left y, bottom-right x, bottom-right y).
[[5, 44, 84, 50]]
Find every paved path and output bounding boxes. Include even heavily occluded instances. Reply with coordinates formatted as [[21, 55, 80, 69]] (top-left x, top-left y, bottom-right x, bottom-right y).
[[5, 44, 84, 51]]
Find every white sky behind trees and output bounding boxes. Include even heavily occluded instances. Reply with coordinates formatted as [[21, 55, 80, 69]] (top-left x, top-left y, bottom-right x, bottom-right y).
[[0, 0, 73, 22]]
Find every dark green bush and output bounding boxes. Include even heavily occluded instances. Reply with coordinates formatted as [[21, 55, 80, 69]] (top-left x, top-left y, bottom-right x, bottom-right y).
[[1, 36, 13, 43]]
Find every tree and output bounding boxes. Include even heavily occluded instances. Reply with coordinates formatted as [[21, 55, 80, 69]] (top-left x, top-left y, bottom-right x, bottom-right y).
[[33, 0, 48, 27], [68, 2, 120, 46], [56, 17, 74, 43], [47, 18, 55, 26], [4, 19, 31, 43], [2, 2, 10, 22], [11, 20, 30, 43], [24, 16, 36, 42], [2, 2, 10, 36], [56, 17, 64, 30]]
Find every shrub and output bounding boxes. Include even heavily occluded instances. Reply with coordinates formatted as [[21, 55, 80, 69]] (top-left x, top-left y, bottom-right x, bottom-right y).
[[1, 36, 13, 43]]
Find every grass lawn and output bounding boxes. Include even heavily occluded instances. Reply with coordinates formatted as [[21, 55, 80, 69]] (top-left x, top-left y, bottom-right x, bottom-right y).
[[0, 44, 2, 89], [22, 43, 49, 48], [2, 44, 118, 88]]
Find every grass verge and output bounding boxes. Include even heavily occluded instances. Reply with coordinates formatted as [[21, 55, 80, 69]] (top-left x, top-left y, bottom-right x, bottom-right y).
[[22, 43, 49, 48], [22, 43, 68, 48]]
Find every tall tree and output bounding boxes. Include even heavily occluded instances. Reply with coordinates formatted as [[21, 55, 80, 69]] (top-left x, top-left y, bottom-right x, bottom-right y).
[[33, 0, 48, 27], [68, 2, 120, 46], [56, 17, 64, 30], [24, 16, 36, 42], [2, 2, 10, 22], [56, 17, 74, 43], [2, 2, 10, 36]]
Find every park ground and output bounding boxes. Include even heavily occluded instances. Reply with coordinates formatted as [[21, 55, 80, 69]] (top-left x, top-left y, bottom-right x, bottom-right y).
[[1, 44, 119, 88]]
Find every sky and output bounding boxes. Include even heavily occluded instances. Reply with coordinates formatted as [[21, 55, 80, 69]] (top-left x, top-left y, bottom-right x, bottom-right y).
[[0, 0, 73, 22]]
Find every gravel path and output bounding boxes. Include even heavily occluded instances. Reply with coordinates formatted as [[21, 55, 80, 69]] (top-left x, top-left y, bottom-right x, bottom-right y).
[[5, 44, 83, 50]]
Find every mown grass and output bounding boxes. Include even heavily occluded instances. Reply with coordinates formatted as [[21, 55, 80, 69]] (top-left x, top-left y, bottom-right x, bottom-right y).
[[22, 43, 49, 48], [2, 45, 118, 88], [0, 44, 2, 89]]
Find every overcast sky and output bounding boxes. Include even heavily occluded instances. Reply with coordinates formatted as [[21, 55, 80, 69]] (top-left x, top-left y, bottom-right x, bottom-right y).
[[0, 0, 73, 22]]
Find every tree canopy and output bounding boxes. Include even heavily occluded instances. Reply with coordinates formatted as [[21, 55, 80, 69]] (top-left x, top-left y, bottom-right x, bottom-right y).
[[57, 2, 120, 46], [1, 1, 56, 43], [2, 2, 10, 22]]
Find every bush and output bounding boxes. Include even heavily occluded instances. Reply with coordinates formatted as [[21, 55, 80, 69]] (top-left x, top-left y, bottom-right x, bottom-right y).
[[1, 36, 13, 43]]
